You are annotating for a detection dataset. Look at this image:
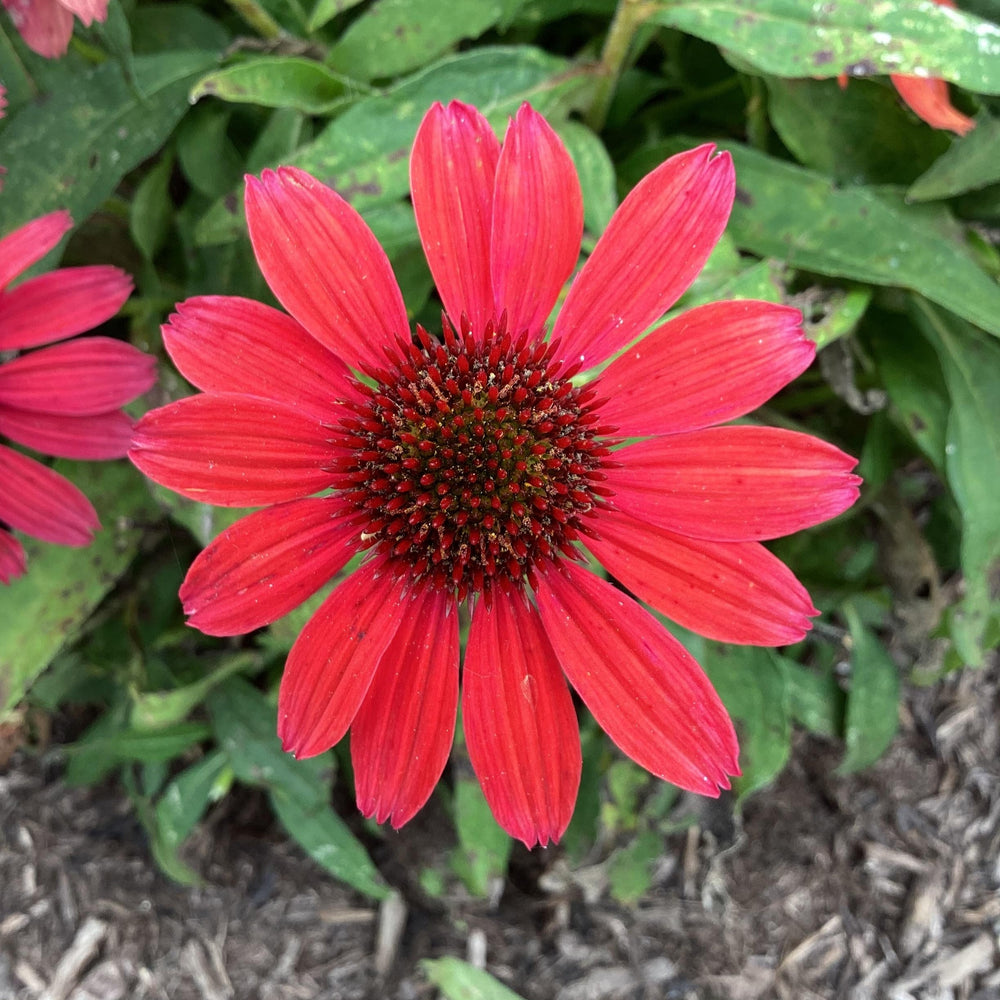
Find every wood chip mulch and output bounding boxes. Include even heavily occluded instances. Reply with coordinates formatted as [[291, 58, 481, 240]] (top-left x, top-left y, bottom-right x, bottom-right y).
[[1, 658, 997, 1000]]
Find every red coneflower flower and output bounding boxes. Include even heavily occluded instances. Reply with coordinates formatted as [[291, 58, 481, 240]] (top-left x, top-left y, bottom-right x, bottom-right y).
[[1, 0, 108, 59], [130, 101, 860, 846], [0, 210, 154, 583]]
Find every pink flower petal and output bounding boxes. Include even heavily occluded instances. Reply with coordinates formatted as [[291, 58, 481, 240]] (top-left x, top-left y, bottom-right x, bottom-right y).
[[609, 427, 861, 542], [0, 266, 133, 352], [129, 393, 338, 507], [162, 296, 361, 423], [179, 498, 361, 636], [535, 560, 739, 795], [598, 300, 814, 436], [1, 0, 73, 58], [0, 407, 133, 459], [588, 508, 817, 646], [58, 0, 108, 25], [463, 590, 581, 847], [245, 167, 408, 373], [552, 145, 734, 372], [490, 104, 582, 338], [0, 337, 155, 416], [0, 210, 72, 290], [0, 529, 27, 584], [352, 582, 459, 828], [0, 443, 98, 545], [410, 101, 500, 339], [278, 558, 408, 758]]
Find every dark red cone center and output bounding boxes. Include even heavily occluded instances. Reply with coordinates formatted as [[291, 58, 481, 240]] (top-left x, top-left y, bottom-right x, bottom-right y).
[[330, 316, 616, 600]]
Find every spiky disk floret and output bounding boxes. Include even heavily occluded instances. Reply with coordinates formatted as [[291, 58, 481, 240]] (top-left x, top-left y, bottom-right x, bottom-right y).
[[329, 315, 618, 600]]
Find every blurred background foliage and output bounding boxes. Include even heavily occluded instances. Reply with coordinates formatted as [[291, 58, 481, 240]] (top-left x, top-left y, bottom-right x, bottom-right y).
[[1, 6, 999, 983]]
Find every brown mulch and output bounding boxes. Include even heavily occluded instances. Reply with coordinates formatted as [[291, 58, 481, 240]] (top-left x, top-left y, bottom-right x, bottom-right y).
[[1, 660, 998, 1000]]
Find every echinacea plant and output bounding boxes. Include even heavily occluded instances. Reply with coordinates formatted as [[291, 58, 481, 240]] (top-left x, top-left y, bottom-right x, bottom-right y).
[[0, 210, 154, 583], [130, 101, 861, 847]]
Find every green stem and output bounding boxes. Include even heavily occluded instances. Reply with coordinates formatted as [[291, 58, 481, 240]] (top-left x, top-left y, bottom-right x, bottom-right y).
[[223, 0, 283, 41], [586, 0, 656, 133]]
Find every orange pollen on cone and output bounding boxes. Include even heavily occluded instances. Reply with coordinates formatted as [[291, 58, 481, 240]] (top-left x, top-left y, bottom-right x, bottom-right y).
[[329, 314, 618, 601]]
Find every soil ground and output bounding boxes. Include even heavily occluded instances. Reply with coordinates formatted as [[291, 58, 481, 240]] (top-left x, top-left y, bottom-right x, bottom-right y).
[[1, 660, 998, 1000]]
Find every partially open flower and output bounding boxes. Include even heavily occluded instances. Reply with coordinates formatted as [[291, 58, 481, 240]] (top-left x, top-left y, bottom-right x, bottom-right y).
[[131, 101, 860, 846], [0, 211, 154, 582]]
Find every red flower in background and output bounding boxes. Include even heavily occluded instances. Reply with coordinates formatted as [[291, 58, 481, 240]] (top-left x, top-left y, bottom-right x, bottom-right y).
[[891, 0, 975, 136], [130, 101, 860, 846], [0, 211, 155, 582], [839, 0, 975, 136], [891, 73, 975, 136], [1, 0, 108, 58]]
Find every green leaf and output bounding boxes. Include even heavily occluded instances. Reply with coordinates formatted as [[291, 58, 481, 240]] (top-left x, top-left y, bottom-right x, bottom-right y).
[[261, 575, 343, 654], [147, 750, 233, 884], [560, 719, 603, 862], [650, 0, 1000, 94], [66, 715, 211, 785], [0, 28, 35, 109], [867, 312, 950, 468], [130, 3, 231, 54], [130, 153, 175, 260], [0, 50, 218, 233], [175, 105, 243, 199], [422, 957, 527, 1000], [129, 776, 204, 887], [557, 120, 618, 233], [308, 0, 367, 31], [207, 679, 388, 898], [326, 0, 504, 82], [908, 113, 1000, 201], [268, 785, 390, 899], [766, 77, 948, 185], [809, 286, 874, 349], [838, 601, 900, 773], [913, 299, 1000, 664], [155, 750, 232, 851], [607, 829, 661, 905], [148, 481, 251, 547], [224, 0, 301, 36], [686, 256, 787, 310], [511, 0, 614, 28], [857, 410, 897, 499], [208, 679, 329, 804], [607, 759, 648, 820], [450, 773, 511, 896], [700, 645, 791, 798], [131, 652, 261, 730], [245, 107, 307, 175], [191, 57, 357, 114], [195, 46, 586, 244], [0, 462, 158, 716], [621, 138, 1000, 336], [699, 144, 1000, 340], [781, 659, 843, 738], [91, 0, 136, 87]]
